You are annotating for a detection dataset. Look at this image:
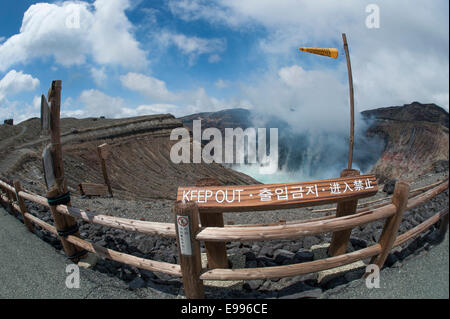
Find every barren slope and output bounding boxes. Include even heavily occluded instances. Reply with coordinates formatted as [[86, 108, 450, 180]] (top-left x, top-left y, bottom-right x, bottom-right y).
[[363, 102, 449, 182], [1, 114, 258, 200]]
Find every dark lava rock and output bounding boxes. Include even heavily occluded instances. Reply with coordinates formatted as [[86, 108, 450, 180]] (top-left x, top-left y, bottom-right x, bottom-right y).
[[243, 280, 264, 291], [256, 256, 277, 267], [393, 247, 411, 261], [273, 249, 295, 264], [383, 179, 397, 195], [302, 236, 320, 249], [294, 249, 314, 263], [324, 276, 348, 290], [277, 280, 318, 298], [433, 160, 449, 173], [344, 268, 365, 282], [244, 251, 257, 262], [137, 238, 157, 254], [128, 277, 146, 290], [278, 288, 322, 299], [153, 272, 182, 286], [384, 252, 398, 267], [258, 245, 274, 258], [349, 237, 368, 249], [140, 269, 157, 281]]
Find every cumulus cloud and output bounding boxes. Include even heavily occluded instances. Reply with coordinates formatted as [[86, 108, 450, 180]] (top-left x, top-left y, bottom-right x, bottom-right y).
[[119, 72, 237, 115], [0, 0, 148, 72], [120, 72, 179, 102], [0, 70, 40, 101], [241, 65, 349, 132], [90, 67, 107, 86], [208, 54, 221, 63], [169, 0, 449, 111], [78, 89, 129, 118], [62, 89, 179, 119], [214, 78, 229, 89], [0, 95, 41, 123], [157, 31, 226, 65]]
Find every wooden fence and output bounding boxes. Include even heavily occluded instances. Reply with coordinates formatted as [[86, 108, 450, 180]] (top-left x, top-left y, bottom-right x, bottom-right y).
[[0, 176, 448, 299]]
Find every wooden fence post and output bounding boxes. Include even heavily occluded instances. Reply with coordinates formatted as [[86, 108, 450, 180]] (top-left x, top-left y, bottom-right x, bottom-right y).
[[437, 212, 449, 241], [6, 185, 16, 216], [97, 143, 113, 197], [13, 181, 34, 233], [370, 181, 410, 269], [173, 200, 204, 299], [329, 168, 360, 256], [196, 178, 229, 269], [45, 80, 87, 262]]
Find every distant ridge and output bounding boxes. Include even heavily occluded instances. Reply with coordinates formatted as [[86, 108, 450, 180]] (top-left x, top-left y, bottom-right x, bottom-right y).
[[361, 102, 449, 128]]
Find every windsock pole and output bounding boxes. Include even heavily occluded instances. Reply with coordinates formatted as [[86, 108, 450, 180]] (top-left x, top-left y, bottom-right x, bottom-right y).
[[342, 33, 355, 169]]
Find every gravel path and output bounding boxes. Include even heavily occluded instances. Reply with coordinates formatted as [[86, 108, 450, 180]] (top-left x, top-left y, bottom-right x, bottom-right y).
[[325, 232, 449, 299], [2, 171, 448, 299], [0, 207, 178, 299]]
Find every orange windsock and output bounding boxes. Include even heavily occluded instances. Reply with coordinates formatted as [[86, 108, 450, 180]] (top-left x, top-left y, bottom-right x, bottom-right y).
[[299, 47, 339, 59]]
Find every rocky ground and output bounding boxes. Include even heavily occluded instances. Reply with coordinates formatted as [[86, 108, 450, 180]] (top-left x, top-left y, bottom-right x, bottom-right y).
[[6, 170, 447, 299]]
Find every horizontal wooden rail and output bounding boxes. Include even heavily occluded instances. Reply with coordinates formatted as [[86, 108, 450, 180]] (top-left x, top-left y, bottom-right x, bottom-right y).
[[405, 181, 448, 210], [199, 180, 448, 242], [16, 190, 176, 238], [312, 178, 448, 213], [200, 206, 448, 281], [228, 180, 449, 229], [2, 176, 448, 296], [197, 205, 396, 242], [394, 208, 449, 247], [22, 210, 181, 276], [200, 244, 382, 281], [0, 180, 15, 193]]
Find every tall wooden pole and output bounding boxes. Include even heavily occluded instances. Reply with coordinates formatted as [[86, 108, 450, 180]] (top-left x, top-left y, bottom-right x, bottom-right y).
[[342, 33, 355, 169], [46, 80, 87, 262]]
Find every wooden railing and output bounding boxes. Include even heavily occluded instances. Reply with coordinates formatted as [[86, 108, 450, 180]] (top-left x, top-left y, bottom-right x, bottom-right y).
[[0, 177, 448, 299]]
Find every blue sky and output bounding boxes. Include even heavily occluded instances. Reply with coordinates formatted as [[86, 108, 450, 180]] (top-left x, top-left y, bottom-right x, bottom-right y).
[[0, 0, 448, 126]]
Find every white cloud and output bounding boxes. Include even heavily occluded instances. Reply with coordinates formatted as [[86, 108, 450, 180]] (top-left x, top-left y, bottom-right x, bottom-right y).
[[169, 0, 449, 110], [120, 72, 179, 102], [214, 78, 229, 89], [125, 104, 177, 116], [120, 72, 237, 114], [0, 0, 148, 72], [78, 89, 128, 118], [61, 89, 180, 119], [157, 31, 226, 65], [0, 70, 40, 101], [240, 65, 349, 132], [90, 67, 107, 86], [0, 95, 41, 123], [208, 54, 221, 63]]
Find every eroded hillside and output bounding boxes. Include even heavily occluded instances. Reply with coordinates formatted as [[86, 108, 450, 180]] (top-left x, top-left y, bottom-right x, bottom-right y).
[[362, 102, 449, 182], [0, 114, 257, 200]]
